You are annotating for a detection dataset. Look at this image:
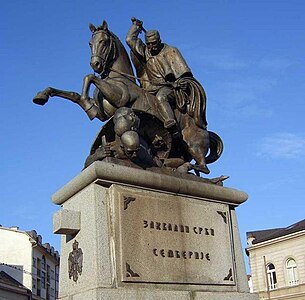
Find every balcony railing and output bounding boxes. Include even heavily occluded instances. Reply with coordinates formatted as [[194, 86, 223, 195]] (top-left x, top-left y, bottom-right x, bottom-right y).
[[288, 279, 299, 286], [269, 283, 277, 290]]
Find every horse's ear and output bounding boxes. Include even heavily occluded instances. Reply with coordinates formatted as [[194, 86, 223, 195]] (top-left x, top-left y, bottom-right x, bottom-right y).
[[89, 23, 96, 33], [101, 20, 108, 31]]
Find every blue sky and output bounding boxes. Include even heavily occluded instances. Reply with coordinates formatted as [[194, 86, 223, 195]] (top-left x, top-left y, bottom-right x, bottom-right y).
[[1, 1, 305, 272]]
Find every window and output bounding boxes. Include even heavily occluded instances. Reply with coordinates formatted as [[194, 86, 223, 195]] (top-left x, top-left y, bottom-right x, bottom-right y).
[[37, 278, 41, 296], [37, 258, 41, 277], [46, 286, 50, 300], [47, 265, 51, 283], [32, 278, 36, 289], [37, 258, 41, 269], [51, 269, 55, 280], [33, 257, 36, 267], [41, 271, 46, 288], [42, 255, 46, 270], [267, 263, 277, 290], [286, 258, 298, 286]]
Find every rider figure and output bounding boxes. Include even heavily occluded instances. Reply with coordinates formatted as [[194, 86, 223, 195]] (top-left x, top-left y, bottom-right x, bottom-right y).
[[126, 18, 193, 130]]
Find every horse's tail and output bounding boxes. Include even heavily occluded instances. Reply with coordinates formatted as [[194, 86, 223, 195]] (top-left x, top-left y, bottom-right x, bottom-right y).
[[206, 131, 224, 164]]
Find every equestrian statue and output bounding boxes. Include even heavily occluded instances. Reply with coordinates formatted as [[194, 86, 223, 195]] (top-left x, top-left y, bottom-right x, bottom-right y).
[[33, 19, 223, 176]]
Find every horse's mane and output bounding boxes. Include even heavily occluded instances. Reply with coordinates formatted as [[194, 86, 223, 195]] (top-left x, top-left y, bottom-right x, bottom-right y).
[[99, 28, 135, 77]]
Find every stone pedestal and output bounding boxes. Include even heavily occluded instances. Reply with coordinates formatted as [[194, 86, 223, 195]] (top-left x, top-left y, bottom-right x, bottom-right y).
[[52, 161, 258, 299]]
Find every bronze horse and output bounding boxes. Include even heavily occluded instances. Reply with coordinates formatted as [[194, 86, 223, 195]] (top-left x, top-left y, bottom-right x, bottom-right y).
[[33, 20, 223, 174]]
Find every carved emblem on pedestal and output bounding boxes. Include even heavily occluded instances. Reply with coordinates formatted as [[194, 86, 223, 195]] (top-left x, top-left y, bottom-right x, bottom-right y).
[[68, 240, 83, 282], [217, 211, 228, 224], [224, 268, 233, 281], [124, 196, 136, 210], [126, 262, 140, 277]]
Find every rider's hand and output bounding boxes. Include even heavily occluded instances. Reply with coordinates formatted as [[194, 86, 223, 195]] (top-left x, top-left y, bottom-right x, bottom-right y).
[[172, 81, 188, 91], [131, 17, 143, 28], [97, 143, 112, 158], [179, 82, 188, 91]]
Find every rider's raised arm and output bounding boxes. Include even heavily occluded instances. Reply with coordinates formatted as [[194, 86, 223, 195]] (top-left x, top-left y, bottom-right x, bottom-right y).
[[126, 20, 146, 59]]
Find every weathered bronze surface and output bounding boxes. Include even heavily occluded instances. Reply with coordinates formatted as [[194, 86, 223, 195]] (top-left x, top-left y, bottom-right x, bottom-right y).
[[33, 19, 224, 177]]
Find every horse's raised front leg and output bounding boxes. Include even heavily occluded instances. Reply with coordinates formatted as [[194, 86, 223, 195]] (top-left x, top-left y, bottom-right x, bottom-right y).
[[80, 74, 95, 103], [33, 87, 81, 106], [81, 74, 129, 119], [33, 85, 107, 121], [83, 75, 130, 108]]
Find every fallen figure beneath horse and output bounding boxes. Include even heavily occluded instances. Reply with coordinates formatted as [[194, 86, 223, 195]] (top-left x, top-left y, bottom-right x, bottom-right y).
[[33, 19, 223, 177]]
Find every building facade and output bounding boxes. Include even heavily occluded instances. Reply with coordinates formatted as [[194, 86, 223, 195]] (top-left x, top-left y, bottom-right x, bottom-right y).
[[246, 219, 305, 300], [0, 226, 59, 300]]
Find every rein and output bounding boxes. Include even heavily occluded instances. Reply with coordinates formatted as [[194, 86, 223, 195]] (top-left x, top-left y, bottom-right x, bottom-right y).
[[109, 67, 172, 88], [109, 67, 147, 82]]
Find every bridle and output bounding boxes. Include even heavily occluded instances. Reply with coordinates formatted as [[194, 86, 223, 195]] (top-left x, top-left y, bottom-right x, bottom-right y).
[[90, 31, 116, 75]]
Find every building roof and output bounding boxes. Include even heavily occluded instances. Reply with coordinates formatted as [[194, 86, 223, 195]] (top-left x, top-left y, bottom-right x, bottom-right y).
[[0, 226, 59, 261], [0, 271, 29, 290], [0, 271, 32, 297], [247, 219, 305, 244]]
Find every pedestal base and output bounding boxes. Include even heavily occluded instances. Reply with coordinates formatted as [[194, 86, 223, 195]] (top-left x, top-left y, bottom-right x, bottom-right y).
[[59, 289, 258, 300], [52, 161, 258, 300]]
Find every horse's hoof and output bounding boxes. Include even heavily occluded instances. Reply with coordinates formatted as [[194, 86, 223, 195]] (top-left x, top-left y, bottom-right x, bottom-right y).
[[192, 164, 210, 175], [33, 92, 49, 105], [199, 165, 210, 175]]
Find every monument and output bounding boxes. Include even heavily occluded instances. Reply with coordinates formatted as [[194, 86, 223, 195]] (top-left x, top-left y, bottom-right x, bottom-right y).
[[34, 18, 258, 300]]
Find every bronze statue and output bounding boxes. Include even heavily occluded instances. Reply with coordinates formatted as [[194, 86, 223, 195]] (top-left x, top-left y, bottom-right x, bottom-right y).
[[127, 19, 187, 132], [126, 19, 205, 133], [33, 19, 223, 176]]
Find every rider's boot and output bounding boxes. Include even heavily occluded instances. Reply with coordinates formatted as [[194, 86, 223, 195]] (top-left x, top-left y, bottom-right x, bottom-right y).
[[157, 101, 180, 138]]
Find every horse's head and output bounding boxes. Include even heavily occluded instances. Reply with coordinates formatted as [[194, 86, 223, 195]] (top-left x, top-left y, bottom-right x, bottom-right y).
[[89, 20, 116, 75]]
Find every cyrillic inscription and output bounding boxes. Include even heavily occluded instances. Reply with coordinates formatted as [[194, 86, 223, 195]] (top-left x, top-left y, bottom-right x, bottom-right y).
[[115, 186, 235, 285], [153, 248, 211, 261], [143, 220, 215, 236]]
